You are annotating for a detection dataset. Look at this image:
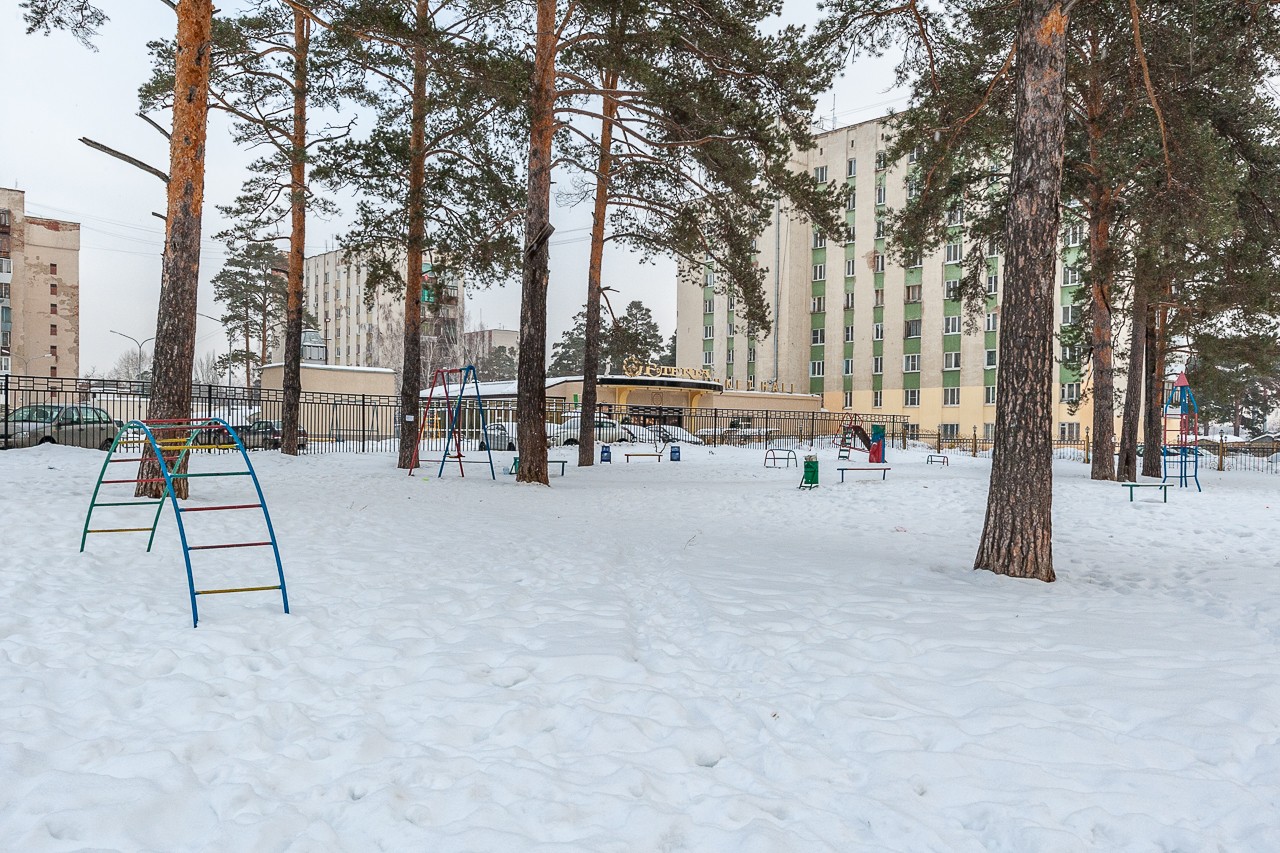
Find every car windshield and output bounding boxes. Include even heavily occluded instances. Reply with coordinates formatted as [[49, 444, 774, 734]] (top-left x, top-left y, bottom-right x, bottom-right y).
[[7, 405, 60, 423]]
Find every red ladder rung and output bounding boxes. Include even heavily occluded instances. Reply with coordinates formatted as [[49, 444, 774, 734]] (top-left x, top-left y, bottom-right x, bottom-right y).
[[187, 541, 272, 551], [179, 504, 263, 513]]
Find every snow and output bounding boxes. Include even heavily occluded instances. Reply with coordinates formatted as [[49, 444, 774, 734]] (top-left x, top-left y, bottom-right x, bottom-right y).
[[2, 443, 1279, 851]]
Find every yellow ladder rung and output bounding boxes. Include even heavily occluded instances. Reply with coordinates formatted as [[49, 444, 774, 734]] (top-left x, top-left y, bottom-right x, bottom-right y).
[[88, 527, 155, 533], [194, 585, 281, 596]]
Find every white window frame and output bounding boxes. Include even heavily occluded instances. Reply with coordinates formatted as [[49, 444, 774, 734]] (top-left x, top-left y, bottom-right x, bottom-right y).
[[904, 319, 922, 338], [945, 241, 963, 263], [844, 324, 856, 343], [874, 254, 885, 273], [1060, 382, 1081, 402], [843, 358, 854, 375], [985, 312, 998, 332], [812, 264, 826, 281], [904, 389, 920, 407], [847, 158, 857, 177], [905, 284, 922, 303], [943, 351, 961, 370], [985, 349, 998, 368], [811, 328, 826, 345], [814, 165, 828, 183], [873, 356, 883, 374], [875, 183, 887, 205], [703, 325, 714, 340], [810, 360, 825, 378], [873, 390, 883, 408], [986, 274, 999, 295], [903, 353, 920, 373], [703, 350, 714, 366], [813, 232, 826, 249], [844, 291, 856, 309], [984, 385, 997, 405], [844, 258, 856, 278], [811, 296, 826, 313], [944, 315, 961, 335], [945, 279, 961, 300], [873, 323, 884, 340]]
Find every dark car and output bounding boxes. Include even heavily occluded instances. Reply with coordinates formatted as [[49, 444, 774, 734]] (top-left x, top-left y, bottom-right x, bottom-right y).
[[242, 420, 308, 450]]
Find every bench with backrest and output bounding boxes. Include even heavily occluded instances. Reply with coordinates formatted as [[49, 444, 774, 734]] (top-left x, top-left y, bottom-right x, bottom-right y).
[[1121, 482, 1169, 502], [838, 466, 891, 482]]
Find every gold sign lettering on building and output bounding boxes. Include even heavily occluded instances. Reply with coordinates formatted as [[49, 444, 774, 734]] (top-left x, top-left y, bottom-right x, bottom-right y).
[[622, 356, 715, 383]]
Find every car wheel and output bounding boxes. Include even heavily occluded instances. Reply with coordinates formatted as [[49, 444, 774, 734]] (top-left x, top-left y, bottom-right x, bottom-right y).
[[99, 439, 113, 451], [507, 442, 516, 452], [479, 441, 488, 450], [39, 437, 55, 445], [564, 439, 578, 446]]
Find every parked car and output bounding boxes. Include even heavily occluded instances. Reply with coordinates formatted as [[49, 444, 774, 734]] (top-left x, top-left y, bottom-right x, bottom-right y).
[[241, 420, 308, 450], [1, 404, 119, 450], [549, 416, 631, 446], [622, 424, 662, 445], [479, 422, 518, 451], [650, 424, 703, 445]]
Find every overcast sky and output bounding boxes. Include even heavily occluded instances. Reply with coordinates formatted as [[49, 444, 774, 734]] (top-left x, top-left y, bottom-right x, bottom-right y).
[[0, 2, 904, 374]]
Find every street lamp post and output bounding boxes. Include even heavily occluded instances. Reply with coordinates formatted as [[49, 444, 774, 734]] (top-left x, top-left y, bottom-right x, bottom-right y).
[[12, 352, 55, 375], [109, 330, 155, 383]]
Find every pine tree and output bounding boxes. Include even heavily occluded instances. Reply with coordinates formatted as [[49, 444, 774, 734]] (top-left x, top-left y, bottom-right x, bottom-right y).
[[211, 242, 289, 385]]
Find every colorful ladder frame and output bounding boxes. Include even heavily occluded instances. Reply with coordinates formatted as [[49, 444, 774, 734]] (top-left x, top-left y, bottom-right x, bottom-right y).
[[81, 417, 289, 627]]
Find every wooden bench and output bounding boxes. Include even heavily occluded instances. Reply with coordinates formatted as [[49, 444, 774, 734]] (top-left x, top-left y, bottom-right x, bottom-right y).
[[927, 454, 949, 466], [625, 452, 663, 463], [508, 457, 567, 476], [1121, 482, 1169, 502], [764, 448, 798, 468], [838, 466, 891, 482]]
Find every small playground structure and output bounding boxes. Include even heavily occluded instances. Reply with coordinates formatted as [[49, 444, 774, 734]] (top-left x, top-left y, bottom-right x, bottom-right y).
[[836, 415, 887, 463], [408, 365, 496, 479], [81, 418, 289, 627], [1162, 372, 1202, 492]]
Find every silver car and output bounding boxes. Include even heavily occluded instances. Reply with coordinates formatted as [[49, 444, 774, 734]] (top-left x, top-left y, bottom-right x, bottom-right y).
[[1, 404, 119, 450]]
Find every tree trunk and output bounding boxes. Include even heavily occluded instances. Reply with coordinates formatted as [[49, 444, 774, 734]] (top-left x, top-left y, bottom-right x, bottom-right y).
[[397, 3, 429, 471], [1087, 188, 1116, 480], [578, 68, 619, 466], [1141, 297, 1163, 478], [138, 0, 213, 500], [1117, 255, 1147, 481], [515, 0, 558, 485], [973, 0, 1068, 583], [281, 8, 309, 457]]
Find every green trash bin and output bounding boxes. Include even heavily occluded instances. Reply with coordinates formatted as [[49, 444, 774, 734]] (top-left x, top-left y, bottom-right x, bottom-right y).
[[799, 455, 819, 490]]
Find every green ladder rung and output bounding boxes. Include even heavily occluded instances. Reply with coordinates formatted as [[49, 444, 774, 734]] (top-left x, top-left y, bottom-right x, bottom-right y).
[[91, 500, 166, 508]]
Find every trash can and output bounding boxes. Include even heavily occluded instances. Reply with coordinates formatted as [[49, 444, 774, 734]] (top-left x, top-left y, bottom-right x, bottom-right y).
[[799, 454, 819, 490], [669, 445, 681, 462], [601, 444, 612, 463]]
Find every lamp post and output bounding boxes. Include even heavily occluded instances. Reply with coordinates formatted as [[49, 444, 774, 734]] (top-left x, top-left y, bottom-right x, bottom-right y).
[[109, 330, 154, 383], [197, 312, 233, 387], [12, 352, 55, 375]]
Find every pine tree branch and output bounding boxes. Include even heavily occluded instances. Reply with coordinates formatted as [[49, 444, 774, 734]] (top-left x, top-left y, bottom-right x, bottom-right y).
[[78, 137, 169, 183]]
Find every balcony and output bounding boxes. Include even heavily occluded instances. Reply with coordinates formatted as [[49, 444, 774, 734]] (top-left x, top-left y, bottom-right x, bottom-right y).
[[0, 257, 11, 285], [421, 284, 460, 307]]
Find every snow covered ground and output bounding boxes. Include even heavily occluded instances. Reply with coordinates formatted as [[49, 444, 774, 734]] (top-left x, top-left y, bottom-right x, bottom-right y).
[[2, 442, 1278, 851]]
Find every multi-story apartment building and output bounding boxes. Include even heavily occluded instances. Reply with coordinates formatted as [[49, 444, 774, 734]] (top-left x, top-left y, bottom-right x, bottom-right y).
[[0, 188, 81, 379], [300, 248, 464, 371], [675, 116, 1090, 440]]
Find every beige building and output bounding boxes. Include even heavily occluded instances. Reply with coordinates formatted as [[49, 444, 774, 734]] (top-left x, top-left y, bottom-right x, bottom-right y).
[[675, 116, 1092, 441], [0, 188, 81, 379], [301, 248, 464, 373]]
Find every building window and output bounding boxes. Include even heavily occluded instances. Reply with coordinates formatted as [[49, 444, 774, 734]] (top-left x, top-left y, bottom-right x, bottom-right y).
[[704, 270, 715, 286], [847, 158, 857, 177], [813, 232, 826, 249], [986, 274, 999, 295], [945, 241, 963, 263], [811, 328, 826, 345], [49, 345, 58, 358], [50, 324, 57, 336], [844, 291, 856, 309], [903, 354, 920, 372], [727, 296, 736, 311], [873, 390, 883, 407], [844, 391, 853, 408], [844, 258, 856, 278], [49, 263, 58, 275], [944, 279, 960, 300], [50, 282, 58, 296], [1060, 345, 1078, 363], [846, 192, 857, 211], [984, 384, 997, 405], [727, 323, 736, 336], [703, 325, 714, 339], [873, 254, 885, 273], [874, 289, 885, 307], [1062, 305, 1079, 325], [703, 351, 714, 366], [872, 323, 884, 340], [904, 389, 920, 407], [875, 151, 888, 170], [987, 239, 1000, 258], [703, 298, 714, 313], [946, 206, 964, 226], [50, 303, 58, 315], [944, 315, 961, 335], [49, 366, 57, 377], [873, 356, 883, 374], [1060, 382, 1081, 402], [747, 347, 756, 362], [944, 351, 961, 370], [986, 349, 998, 368], [905, 285, 922, 303], [726, 348, 735, 364], [1063, 265, 1082, 285], [904, 319, 922, 338], [940, 422, 960, 438], [984, 422, 996, 439], [844, 324, 855, 343], [814, 165, 828, 183], [875, 183, 887, 205], [907, 146, 921, 164], [1065, 222, 1085, 247], [1059, 422, 1081, 440], [875, 219, 886, 238], [810, 360, 825, 378], [906, 178, 921, 200], [811, 296, 826, 313], [843, 358, 854, 375], [812, 264, 826, 281], [985, 312, 998, 332], [906, 252, 923, 268]]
